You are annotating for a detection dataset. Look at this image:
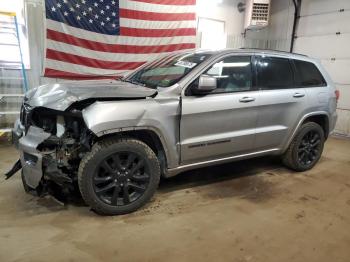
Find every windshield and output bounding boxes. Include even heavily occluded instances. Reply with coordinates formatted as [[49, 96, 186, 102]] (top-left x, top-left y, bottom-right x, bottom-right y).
[[124, 52, 212, 88]]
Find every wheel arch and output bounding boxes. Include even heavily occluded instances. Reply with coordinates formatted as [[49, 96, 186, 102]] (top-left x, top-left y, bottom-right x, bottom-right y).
[[283, 111, 330, 153], [95, 127, 169, 176], [301, 114, 329, 139]]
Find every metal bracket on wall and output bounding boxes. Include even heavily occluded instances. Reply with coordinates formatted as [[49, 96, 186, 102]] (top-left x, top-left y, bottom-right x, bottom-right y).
[[290, 0, 302, 52]]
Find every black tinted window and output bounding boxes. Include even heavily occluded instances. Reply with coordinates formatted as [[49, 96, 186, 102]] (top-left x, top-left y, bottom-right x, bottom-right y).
[[294, 60, 327, 87], [257, 57, 294, 89], [204, 56, 252, 93]]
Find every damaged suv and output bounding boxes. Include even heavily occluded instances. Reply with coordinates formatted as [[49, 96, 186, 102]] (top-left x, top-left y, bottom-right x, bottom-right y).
[[7, 49, 337, 215]]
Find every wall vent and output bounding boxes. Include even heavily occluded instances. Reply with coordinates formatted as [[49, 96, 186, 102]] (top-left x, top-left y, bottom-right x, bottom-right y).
[[244, 0, 270, 30]]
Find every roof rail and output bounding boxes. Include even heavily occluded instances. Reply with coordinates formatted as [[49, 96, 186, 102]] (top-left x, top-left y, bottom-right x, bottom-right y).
[[239, 47, 308, 57]]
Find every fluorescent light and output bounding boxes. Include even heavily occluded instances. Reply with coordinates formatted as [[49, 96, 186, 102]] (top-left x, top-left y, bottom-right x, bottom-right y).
[[214, 62, 251, 68]]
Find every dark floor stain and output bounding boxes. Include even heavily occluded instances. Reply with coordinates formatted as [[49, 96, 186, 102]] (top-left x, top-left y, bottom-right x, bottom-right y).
[[35, 196, 67, 212], [266, 172, 277, 176], [299, 196, 309, 201], [197, 174, 276, 203], [295, 210, 306, 219], [299, 194, 320, 201], [155, 156, 283, 205]]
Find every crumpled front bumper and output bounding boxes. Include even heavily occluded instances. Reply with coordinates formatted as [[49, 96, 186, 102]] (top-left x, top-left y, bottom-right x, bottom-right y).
[[13, 119, 51, 188]]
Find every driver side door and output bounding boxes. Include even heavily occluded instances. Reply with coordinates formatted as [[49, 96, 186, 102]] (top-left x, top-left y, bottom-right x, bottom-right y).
[[180, 55, 260, 165]]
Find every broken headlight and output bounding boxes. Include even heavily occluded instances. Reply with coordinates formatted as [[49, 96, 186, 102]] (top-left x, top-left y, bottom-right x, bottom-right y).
[[31, 107, 57, 134]]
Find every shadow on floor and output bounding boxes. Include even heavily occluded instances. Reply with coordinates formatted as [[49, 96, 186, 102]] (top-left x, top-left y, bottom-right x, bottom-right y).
[[159, 156, 282, 193], [30, 156, 284, 209]]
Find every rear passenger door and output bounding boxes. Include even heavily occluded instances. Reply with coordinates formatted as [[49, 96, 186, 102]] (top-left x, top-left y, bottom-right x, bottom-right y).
[[254, 56, 309, 151]]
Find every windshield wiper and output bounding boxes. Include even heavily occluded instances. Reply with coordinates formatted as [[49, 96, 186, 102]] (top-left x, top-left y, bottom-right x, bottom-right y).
[[120, 78, 159, 89], [120, 78, 147, 87]]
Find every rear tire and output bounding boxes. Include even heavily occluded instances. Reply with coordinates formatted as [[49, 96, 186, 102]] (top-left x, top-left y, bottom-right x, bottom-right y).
[[78, 137, 160, 215], [282, 122, 325, 171]]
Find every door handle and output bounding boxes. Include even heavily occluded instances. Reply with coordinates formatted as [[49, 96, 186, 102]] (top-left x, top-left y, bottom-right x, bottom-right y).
[[239, 97, 255, 103], [293, 92, 305, 98]]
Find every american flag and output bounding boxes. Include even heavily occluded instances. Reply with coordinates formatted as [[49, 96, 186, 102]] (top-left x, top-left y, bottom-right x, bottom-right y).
[[44, 0, 196, 79]]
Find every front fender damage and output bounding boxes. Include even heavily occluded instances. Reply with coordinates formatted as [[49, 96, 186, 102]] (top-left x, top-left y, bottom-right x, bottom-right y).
[[18, 126, 51, 188], [82, 98, 180, 168], [5, 107, 94, 200]]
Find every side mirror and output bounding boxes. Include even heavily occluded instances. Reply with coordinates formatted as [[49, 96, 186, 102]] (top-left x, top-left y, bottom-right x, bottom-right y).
[[192, 75, 217, 94]]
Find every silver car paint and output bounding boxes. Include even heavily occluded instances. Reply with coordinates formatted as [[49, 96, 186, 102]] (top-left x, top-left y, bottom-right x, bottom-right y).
[[25, 79, 157, 111], [18, 125, 51, 188], [83, 95, 181, 168], [15, 49, 337, 185], [254, 87, 309, 151], [180, 90, 261, 165]]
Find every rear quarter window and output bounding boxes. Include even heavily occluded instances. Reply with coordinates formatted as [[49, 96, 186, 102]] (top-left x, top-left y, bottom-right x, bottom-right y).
[[294, 60, 327, 87]]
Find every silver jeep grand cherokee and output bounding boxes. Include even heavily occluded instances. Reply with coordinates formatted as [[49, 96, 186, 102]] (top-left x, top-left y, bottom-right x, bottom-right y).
[[7, 49, 338, 215]]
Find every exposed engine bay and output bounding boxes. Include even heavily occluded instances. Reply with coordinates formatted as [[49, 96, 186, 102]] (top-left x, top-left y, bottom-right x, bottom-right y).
[[11, 102, 95, 199]]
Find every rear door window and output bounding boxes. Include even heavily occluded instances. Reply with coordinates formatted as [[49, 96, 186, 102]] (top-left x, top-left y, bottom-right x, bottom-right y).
[[257, 57, 294, 89], [294, 60, 327, 87]]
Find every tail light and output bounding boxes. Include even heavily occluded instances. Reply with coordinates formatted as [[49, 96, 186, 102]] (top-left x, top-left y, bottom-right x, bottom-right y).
[[335, 90, 340, 102]]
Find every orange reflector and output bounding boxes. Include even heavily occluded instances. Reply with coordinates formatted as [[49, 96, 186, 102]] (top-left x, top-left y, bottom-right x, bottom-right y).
[[335, 90, 340, 102]]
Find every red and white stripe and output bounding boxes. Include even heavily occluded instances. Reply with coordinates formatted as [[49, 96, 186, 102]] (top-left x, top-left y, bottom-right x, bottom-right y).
[[44, 0, 197, 79]]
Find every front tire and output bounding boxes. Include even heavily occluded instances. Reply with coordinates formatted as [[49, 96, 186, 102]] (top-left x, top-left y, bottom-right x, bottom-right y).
[[78, 137, 160, 215], [282, 122, 325, 172]]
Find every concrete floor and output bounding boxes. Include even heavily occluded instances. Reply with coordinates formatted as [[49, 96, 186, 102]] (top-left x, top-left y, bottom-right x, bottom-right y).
[[0, 137, 349, 262]]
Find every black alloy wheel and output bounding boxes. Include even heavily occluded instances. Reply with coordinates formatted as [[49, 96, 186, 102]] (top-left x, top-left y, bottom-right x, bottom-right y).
[[282, 122, 325, 172], [93, 151, 150, 206], [297, 130, 322, 166], [78, 138, 160, 215]]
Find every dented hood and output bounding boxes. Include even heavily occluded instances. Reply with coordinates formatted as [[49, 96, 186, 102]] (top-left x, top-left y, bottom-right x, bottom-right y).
[[25, 79, 157, 111]]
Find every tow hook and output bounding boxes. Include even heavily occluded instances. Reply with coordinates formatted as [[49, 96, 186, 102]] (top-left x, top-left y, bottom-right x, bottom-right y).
[[4, 159, 22, 180]]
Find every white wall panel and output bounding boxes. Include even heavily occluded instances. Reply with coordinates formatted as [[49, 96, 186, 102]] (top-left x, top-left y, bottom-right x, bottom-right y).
[[294, 34, 350, 59], [300, 0, 350, 17], [296, 0, 350, 135], [297, 12, 350, 36], [321, 60, 350, 85], [334, 109, 350, 135], [335, 84, 350, 110]]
